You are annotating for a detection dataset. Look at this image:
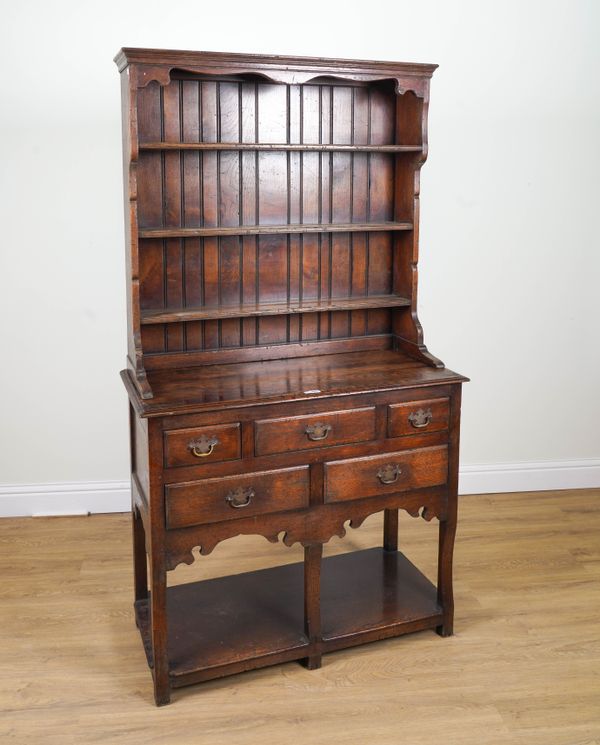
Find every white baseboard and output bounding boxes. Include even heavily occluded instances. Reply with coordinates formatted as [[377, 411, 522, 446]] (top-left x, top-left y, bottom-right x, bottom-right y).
[[0, 480, 131, 517], [0, 460, 598, 517], [458, 459, 600, 495]]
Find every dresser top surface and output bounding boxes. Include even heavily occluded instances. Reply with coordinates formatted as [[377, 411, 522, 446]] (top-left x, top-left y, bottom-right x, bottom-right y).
[[114, 47, 437, 76], [122, 350, 466, 417]]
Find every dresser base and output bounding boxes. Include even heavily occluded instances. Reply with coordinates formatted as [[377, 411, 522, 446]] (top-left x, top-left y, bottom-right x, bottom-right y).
[[134, 548, 442, 693]]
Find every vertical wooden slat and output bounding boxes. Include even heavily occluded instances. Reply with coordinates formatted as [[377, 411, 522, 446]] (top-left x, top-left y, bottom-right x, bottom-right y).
[[241, 81, 258, 346], [219, 82, 242, 347], [136, 83, 163, 228], [162, 82, 183, 351], [299, 84, 320, 340], [136, 83, 167, 353], [288, 84, 302, 341], [367, 232, 393, 295], [330, 85, 352, 336], [181, 81, 202, 349], [349, 87, 370, 336], [257, 83, 288, 344], [200, 81, 219, 349]]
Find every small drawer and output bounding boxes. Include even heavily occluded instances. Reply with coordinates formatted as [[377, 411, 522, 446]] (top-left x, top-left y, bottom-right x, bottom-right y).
[[387, 398, 449, 438], [165, 466, 310, 529], [255, 407, 376, 456], [325, 445, 448, 503], [164, 423, 241, 468]]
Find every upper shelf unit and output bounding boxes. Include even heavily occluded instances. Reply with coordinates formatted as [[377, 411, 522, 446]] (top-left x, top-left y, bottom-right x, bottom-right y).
[[117, 50, 443, 393]]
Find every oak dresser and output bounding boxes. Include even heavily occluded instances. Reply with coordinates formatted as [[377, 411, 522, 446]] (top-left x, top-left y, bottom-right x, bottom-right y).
[[115, 47, 468, 705]]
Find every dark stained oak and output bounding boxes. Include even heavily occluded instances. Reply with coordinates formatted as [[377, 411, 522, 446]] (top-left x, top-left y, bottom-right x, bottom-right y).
[[138, 221, 413, 239], [324, 445, 449, 503], [141, 294, 411, 325], [139, 142, 423, 152], [163, 422, 241, 468], [387, 396, 450, 438], [254, 406, 376, 457], [165, 465, 310, 529], [134, 548, 440, 686], [116, 47, 466, 706], [122, 349, 466, 418]]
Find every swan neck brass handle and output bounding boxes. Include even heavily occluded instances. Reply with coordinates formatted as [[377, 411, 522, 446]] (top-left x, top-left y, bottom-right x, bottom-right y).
[[408, 408, 433, 429], [225, 487, 255, 509], [377, 463, 401, 485], [189, 434, 220, 458], [305, 423, 332, 441]]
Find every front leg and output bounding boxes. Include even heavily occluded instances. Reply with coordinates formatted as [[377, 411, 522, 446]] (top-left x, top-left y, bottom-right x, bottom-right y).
[[149, 555, 170, 705]]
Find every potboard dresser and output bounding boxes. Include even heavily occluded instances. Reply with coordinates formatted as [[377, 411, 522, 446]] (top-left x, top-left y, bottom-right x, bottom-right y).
[[115, 47, 468, 705]]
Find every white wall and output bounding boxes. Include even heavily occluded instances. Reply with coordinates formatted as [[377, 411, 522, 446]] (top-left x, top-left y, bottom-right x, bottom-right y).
[[1, 0, 599, 513]]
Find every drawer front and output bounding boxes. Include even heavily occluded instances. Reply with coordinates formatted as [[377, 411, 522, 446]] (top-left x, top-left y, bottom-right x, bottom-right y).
[[164, 423, 241, 468], [165, 466, 310, 529], [255, 407, 376, 456], [325, 446, 448, 503], [387, 398, 450, 438]]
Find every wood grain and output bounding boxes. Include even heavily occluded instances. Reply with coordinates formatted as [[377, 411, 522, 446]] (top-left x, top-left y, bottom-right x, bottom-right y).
[[387, 396, 450, 438], [124, 349, 467, 417], [120, 52, 441, 391], [138, 221, 413, 238], [163, 422, 241, 468], [1, 489, 599, 743], [115, 49, 468, 709], [254, 406, 376, 457], [324, 445, 448, 502], [139, 142, 423, 152], [141, 293, 411, 325], [165, 465, 310, 529]]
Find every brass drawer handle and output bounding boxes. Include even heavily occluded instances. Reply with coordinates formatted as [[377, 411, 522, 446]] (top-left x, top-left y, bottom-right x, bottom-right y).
[[408, 408, 433, 429], [189, 435, 220, 458], [225, 487, 255, 509], [305, 423, 332, 441], [377, 463, 401, 485]]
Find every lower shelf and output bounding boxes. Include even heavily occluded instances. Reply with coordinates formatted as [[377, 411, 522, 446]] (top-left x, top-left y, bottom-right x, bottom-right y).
[[134, 548, 442, 689]]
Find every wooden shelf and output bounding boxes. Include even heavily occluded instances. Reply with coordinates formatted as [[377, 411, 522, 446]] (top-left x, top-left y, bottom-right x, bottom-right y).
[[133, 548, 441, 687], [141, 294, 411, 325], [139, 221, 413, 239], [125, 349, 467, 417], [321, 548, 442, 650], [139, 142, 423, 153]]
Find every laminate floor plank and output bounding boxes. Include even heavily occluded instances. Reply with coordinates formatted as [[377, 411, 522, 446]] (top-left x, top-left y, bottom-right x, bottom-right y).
[[0, 489, 599, 744]]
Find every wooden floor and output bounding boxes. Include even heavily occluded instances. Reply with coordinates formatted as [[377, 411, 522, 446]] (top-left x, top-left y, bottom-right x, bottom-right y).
[[1, 490, 599, 744]]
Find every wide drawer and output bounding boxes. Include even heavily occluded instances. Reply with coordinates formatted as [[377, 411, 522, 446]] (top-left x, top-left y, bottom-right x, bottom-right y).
[[164, 423, 241, 468], [387, 398, 450, 438], [165, 466, 310, 529], [324, 445, 448, 503], [255, 407, 376, 456]]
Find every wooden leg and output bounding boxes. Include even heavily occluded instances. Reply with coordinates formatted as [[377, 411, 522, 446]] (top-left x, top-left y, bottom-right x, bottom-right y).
[[383, 508, 399, 552], [436, 515, 457, 637], [132, 506, 148, 603], [437, 385, 462, 637], [302, 543, 322, 670], [149, 557, 170, 705]]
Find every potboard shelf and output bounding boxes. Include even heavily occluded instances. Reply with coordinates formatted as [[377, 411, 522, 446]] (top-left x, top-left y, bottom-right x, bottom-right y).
[[133, 548, 442, 687]]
